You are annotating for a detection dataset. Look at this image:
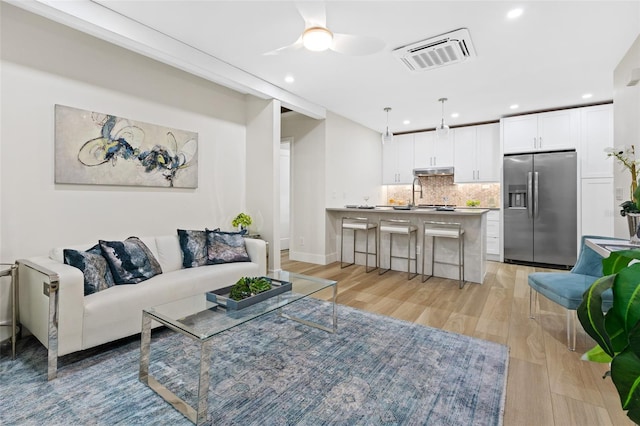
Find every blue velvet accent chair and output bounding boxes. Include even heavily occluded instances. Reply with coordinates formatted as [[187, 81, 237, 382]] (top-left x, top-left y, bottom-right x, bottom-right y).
[[527, 235, 618, 351]]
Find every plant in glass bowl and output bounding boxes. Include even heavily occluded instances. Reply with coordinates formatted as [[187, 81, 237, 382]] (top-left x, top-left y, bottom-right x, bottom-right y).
[[231, 212, 252, 232]]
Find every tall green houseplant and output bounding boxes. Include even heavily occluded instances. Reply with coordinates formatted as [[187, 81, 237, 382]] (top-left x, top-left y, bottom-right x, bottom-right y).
[[577, 250, 640, 423]]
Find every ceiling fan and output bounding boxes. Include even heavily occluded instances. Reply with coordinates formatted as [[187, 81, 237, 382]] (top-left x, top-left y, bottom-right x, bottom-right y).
[[266, 2, 385, 56]]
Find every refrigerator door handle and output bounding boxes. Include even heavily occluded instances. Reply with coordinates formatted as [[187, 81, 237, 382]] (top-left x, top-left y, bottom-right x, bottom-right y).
[[527, 172, 533, 219], [534, 171, 539, 218]]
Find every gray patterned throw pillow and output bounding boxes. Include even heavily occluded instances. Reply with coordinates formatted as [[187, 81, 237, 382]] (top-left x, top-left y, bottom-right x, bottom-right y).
[[177, 228, 219, 268], [206, 230, 250, 264], [64, 245, 116, 296], [99, 237, 162, 284]]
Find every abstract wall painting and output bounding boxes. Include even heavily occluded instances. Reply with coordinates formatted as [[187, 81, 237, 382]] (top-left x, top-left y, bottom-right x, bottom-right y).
[[55, 105, 198, 188]]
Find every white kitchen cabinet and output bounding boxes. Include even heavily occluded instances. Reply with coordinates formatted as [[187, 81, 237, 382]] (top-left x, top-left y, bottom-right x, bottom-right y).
[[580, 104, 614, 179], [486, 210, 500, 261], [414, 130, 453, 168], [502, 109, 579, 154], [581, 178, 614, 236], [453, 123, 500, 183], [382, 133, 414, 184]]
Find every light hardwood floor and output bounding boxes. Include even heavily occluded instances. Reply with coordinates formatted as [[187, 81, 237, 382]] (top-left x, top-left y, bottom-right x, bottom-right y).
[[281, 253, 633, 426]]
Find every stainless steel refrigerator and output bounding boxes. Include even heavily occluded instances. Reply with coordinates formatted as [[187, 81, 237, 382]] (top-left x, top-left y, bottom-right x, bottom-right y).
[[503, 151, 577, 267]]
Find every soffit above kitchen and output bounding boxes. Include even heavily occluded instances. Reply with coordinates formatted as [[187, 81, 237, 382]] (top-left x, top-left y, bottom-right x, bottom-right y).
[[10, 0, 640, 134]]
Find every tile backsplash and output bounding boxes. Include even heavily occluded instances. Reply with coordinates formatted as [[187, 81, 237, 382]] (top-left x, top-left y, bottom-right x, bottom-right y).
[[384, 176, 501, 208]]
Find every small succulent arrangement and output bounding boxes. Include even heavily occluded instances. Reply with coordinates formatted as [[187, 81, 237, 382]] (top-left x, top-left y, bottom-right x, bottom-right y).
[[231, 212, 252, 230], [229, 276, 272, 301]]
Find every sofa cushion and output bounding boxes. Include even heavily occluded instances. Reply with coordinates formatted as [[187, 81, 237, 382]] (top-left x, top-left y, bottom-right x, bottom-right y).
[[99, 237, 163, 284], [177, 229, 208, 268], [206, 230, 250, 264], [155, 235, 183, 273], [63, 245, 115, 296]]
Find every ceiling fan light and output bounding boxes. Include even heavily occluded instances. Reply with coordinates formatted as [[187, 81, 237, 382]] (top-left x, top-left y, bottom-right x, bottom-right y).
[[302, 27, 333, 51]]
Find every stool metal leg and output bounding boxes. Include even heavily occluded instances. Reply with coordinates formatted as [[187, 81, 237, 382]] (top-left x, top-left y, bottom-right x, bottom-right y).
[[340, 226, 355, 269], [458, 236, 465, 289]]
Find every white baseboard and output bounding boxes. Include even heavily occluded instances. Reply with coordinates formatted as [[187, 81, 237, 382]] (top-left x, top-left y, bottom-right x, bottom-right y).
[[288, 250, 336, 265]]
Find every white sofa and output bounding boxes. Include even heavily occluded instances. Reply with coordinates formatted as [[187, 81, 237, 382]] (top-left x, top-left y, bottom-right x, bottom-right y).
[[17, 234, 267, 379]]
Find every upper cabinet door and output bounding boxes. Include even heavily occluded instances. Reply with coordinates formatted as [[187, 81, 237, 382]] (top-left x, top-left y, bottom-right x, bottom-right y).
[[453, 124, 500, 183], [382, 133, 414, 184], [414, 130, 453, 168], [580, 104, 613, 179], [414, 131, 435, 168], [433, 133, 454, 167], [396, 134, 415, 184], [475, 123, 500, 182], [537, 109, 579, 151], [453, 127, 476, 183], [503, 115, 538, 154], [381, 139, 398, 184]]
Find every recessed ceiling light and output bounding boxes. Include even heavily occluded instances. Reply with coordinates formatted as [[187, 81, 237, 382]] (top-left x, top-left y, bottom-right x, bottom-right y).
[[510, 104, 519, 109], [507, 8, 523, 19], [450, 113, 459, 118], [582, 93, 593, 99], [284, 75, 295, 83], [403, 120, 411, 125]]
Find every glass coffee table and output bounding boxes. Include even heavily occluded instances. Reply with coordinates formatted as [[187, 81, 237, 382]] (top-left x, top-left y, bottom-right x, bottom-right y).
[[139, 271, 338, 425]]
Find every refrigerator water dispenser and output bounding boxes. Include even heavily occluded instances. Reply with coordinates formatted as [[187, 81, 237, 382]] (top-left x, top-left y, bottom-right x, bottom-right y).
[[507, 185, 527, 208]]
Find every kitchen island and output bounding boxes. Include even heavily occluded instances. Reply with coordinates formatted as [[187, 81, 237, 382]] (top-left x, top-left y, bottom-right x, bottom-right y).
[[327, 207, 489, 284]]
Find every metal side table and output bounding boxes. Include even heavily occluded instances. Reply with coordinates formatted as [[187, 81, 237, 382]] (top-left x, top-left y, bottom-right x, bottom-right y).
[[0, 263, 17, 359]]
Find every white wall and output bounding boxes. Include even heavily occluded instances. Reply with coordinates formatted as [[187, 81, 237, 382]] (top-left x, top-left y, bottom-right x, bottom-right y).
[[0, 3, 249, 263], [613, 34, 640, 238], [324, 111, 382, 261], [281, 112, 327, 264], [281, 110, 381, 264], [246, 97, 281, 271]]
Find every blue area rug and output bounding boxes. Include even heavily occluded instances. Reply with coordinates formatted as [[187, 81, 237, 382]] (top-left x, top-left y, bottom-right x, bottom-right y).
[[1, 299, 508, 425]]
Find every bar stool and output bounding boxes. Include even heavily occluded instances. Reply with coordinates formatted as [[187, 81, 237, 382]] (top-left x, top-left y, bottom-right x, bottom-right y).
[[423, 221, 465, 289], [378, 219, 418, 280], [340, 217, 378, 272]]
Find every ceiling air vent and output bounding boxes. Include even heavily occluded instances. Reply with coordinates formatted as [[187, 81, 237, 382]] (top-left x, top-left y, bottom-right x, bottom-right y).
[[393, 28, 476, 72]]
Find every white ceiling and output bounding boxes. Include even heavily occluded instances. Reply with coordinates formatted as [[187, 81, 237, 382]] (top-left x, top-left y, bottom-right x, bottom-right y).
[[15, 1, 640, 134]]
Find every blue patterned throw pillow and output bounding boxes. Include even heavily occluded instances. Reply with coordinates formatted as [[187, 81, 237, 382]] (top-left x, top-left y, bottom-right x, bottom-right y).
[[99, 237, 162, 284], [206, 230, 250, 264], [64, 245, 116, 296], [177, 228, 219, 268]]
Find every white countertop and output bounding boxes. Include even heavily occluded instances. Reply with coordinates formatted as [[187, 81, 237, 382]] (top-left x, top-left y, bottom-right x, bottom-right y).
[[327, 207, 490, 215]]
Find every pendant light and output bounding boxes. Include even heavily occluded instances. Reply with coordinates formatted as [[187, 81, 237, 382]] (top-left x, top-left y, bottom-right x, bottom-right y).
[[436, 98, 450, 140], [382, 107, 393, 144]]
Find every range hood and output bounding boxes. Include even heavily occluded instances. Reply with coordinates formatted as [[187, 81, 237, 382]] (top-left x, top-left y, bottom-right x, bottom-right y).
[[413, 167, 454, 176]]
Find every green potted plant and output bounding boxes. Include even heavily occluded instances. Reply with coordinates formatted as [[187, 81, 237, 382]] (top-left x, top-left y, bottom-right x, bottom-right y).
[[577, 250, 640, 423], [231, 212, 252, 232]]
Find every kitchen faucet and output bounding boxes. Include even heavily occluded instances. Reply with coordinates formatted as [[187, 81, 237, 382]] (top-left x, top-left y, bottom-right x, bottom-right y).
[[412, 176, 423, 207]]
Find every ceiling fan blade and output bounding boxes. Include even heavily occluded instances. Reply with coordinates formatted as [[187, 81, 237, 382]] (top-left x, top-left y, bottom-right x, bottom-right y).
[[264, 37, 304, 56], [295, 1, 326, 28], [331, 33, 385, 56]]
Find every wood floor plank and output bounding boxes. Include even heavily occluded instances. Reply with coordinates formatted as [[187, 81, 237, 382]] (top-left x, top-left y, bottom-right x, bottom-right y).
[[281, 254, 630, 425]]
